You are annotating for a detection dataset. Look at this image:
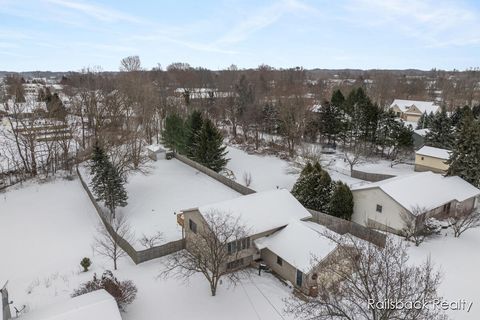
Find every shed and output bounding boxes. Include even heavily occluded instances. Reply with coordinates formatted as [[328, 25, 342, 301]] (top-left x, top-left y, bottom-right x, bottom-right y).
[[146, 144, 165, 161]]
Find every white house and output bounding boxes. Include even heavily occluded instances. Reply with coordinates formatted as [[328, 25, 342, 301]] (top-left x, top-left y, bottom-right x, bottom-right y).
[[20, 290, 122, 320], [415, 146, 451, 173], [389, 99, 440, 124], [351, 172, 480, 234]]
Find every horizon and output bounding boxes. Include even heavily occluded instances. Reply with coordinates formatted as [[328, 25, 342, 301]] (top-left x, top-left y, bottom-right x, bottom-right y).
[[1, 0, 480, 72]]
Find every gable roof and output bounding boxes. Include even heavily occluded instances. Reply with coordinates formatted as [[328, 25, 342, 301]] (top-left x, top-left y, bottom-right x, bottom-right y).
[[20, 290, 122, 320], [416, 146, 450, 160], [254, 220, 337, 273], [351, 172, 480, 215], [390, 99, 440, 115], [198, 189, 311, 236]]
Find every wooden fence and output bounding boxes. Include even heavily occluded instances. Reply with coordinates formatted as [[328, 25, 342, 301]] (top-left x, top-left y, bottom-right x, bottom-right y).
[[174, 153, 256, 195], [76, 167, 184, 265], [351, 169, 395, 182], [308, 209, 386, 248]]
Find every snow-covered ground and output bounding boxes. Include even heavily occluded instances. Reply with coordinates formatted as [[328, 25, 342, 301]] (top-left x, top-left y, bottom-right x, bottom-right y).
[[407, 228, 480, 320], [80, 157, 241, 249], [0, 178, 294, 320]]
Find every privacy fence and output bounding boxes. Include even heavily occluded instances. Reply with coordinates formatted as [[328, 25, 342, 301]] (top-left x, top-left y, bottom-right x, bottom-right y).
[[308, 209, 387, 248], [351, 169, 395, 182], [76, 167, 185, 264]]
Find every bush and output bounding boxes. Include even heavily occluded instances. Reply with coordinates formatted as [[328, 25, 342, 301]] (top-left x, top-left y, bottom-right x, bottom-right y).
[[80, 257, 92, 272], [72, 270, 137, 311]]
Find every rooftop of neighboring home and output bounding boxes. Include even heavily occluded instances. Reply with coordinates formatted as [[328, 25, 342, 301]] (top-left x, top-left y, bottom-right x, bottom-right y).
[[416, 146, 450, 160], [19, 290, 122, 320], [351, 171, 480, 214], [413, 128, 430, 137], [390, 99, 440, 114], [196, 189, 312, 236], [255, 220, 337, 273]]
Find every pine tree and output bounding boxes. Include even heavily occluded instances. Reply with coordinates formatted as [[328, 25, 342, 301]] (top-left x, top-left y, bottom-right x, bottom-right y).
[[424, 109, 454, 149], [328, 181, 354, 220], [194, 119, 229, 172], [185, 110, 204, 158], [90, 142, 109, 200], [447, 110, 480, 188], [102, 163, 128, 219], [161, 114, 186, 153], [291, 162, 333, 212]]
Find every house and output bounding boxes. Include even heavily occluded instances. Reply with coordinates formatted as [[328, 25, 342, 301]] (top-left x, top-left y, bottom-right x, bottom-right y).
[[351, 172, 480, 234], [177, 189, 312, 272], [389, 99, 440, 124], [19, 289, 122, 320], [415, 146, 450, 173], [146, 144, 165, 161], [254, 220, 344, 296]]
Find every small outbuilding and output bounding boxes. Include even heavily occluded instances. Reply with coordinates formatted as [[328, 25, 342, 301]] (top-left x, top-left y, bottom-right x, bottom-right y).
[[415, 145, 450, 173], [146, 144, 166, 161]]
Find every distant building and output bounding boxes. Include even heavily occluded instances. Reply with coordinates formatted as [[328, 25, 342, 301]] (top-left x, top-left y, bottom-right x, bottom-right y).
[[146, 144, 166, 161], [412, 128, 429, 150], [351, 172, 480, 234], [415, 146, 450, 173], [390, 99, 440, 124]]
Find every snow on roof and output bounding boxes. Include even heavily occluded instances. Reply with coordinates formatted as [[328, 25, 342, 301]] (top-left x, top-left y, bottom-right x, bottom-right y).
[[390, 99, 440, 114], [413, 128, 430, 137], [255, 220, 337, 273], [146, 144, 165, 153], [198, 189, 311, 236], [20, 290, 122, 320], [351, 172, 480, 214], [310, 104, 322, 113], [416, 146, 450, 160]]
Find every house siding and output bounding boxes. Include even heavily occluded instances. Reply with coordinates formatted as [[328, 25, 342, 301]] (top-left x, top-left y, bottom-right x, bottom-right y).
[[414, 154, 449, 173]]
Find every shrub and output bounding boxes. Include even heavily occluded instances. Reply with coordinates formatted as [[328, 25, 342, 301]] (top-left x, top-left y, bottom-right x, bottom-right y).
[[72, 270, 137, 311], [80, 257, 92, 272]]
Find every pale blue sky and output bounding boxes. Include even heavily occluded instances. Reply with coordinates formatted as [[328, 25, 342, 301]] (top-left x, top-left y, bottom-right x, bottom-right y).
[[1, 0, 479, 71]]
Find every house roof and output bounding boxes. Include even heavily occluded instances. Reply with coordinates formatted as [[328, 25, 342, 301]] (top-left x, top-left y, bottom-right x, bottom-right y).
[[254, 220, 337, 273], [416, 146, 450, 160], [198, 189, 312, 236], [390, 99, 440, 114], [351, 172, 480, 215], [413, 128, 430, 137], [20, 290, 122, 320]]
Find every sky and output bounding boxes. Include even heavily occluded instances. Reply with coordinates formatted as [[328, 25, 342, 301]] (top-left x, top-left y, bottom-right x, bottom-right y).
[[0, 0, 479, 72]]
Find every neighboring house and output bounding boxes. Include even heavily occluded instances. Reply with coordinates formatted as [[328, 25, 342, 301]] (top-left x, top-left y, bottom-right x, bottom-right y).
[[146, 144, 165, 161], [389, 99, 440, 124], [20, 290, 122, 320], [412, 128, 429, 150], [178, 189, 312, 274], [415, 146, 450, 173], [255, 220, 344, 296], [351, 172, 480, 234]]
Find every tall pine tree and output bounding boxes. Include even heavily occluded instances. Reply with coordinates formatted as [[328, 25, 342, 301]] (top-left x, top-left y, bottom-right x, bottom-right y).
[[328, 181, 354, 220], [424, 109, 454, 149], [447, 110, 480, 188], [194, 119, 229, 172], [161, 113, 186, 153], [185, 110, 204, 158], [291, 162, 333, 212]]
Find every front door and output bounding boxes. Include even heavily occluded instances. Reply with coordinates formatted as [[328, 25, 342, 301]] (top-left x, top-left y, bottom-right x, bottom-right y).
[[296, 269, 303, 287]]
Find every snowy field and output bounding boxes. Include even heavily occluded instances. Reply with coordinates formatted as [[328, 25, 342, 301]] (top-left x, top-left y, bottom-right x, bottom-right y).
[[408, 228, 480, 320], [81, 157, 241, 249], [225, 145, 365, 191], [0, 178, 294, 320]]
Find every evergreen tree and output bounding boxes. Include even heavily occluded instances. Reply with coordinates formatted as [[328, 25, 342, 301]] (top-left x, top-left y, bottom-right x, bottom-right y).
[[328, 181, 354, 220], [102, 163, 128, 218], [90, 142, 109, 200], [161, 114, 186, 153], [424, 109, 454, 149], [185, 110, 204, 158], [194, 119, 229, 172], [291, 162, 333, 212], [416, 112, 430, 129], [319, 101, 341, 144], [447, 110, 480, 188]]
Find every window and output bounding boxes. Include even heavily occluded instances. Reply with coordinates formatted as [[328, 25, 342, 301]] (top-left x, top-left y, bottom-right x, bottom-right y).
[[227, 237, 250, 255], [421, 156, 424, 160], [227, 258, 244, 270], [296, 270, 303, 287], [189, 219, 197, 233], [376, 204, 383, 213], [277, 256, 283, 266]]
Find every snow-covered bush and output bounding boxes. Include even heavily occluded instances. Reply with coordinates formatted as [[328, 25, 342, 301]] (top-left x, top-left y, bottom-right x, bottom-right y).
[[80, 257, 91, 272]]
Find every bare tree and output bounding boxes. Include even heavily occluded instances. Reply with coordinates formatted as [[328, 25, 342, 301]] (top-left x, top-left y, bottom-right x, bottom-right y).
[[160, 211, 249, 296], [449, 204, 480, 238], [401, 205, 431, 246], [242, 171, 252, 187], [93, 214, 134, 270], [286, 234, 446, 320], [120, 55, 142, 72], [138, 231, 164, 249], [342, 143, 368, 174]]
